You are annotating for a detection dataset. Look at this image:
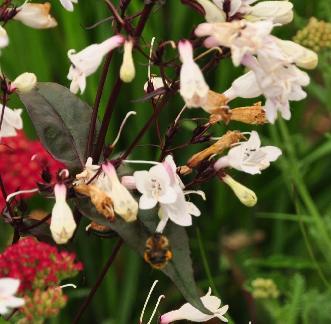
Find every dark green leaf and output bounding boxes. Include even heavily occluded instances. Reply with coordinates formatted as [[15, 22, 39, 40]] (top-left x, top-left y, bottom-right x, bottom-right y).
[[76, 197, 210, 314], [19, 83, 96, 168]]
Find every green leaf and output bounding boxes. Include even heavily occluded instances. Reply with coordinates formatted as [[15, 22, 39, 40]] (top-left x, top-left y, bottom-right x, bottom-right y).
[[19, 82, 95, 168], [76, 198, 210, 314]]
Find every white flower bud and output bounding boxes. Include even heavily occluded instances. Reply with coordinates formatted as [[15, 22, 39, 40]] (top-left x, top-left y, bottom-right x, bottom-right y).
[[0, 27, 9, 49], [102, 163, 138, 222], [50, 184, 76, 244], [11, 73, 37, 93], [120, 40, 135, 83], [14, 3, 58, 29], [196, 0, 226, 23], [222, 174, 257, 207], [247, 1, 293, 25], [275, 39, 318, 70]]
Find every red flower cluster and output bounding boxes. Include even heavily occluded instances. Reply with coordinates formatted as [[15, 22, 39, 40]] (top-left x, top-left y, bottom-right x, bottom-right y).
[[0, 237, 83, 293], [0, 131, 64, 210]]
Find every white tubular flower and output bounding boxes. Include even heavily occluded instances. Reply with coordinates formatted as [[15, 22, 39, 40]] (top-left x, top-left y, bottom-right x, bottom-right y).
[[0, 27, 9, 49], [50, 183, 76, 244], [221, 174, 257, 207], [215, 131, 282, 174], [59, 0, 78, 12], [67, 35, 124, 94], [102, 162, 138, 222], [196, 0, 226, 22], [223, 71, 262, 102], [10, 73, 37, 93], [160, 288, 229, 323], [178, 39, 209, 107], [120, 39, 135, 83], [195, 20, 274, 66], [275, 39, 318, 70], [0, 278, 25, 315], [242, 54, 310, 123], [0, 107, 23, 139], [13, 3, 58, 29], [134, 163, 177, 210], [247, 1, 293, 25]]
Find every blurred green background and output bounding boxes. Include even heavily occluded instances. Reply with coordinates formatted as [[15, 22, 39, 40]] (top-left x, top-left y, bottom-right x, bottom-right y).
[[2, 0, 331, 323]]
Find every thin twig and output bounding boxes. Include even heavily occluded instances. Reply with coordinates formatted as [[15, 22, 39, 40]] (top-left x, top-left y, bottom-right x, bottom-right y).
[[73, 238, 124, 323]]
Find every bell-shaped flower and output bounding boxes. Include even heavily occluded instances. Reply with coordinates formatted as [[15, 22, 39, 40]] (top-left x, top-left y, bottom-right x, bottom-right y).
[[134, 163, 177, 210], [178, 39, 209, 107], [242, 54, 310, 123], [13, 3, 57, 29], [10, 72, 37, 93], [59, 0, 78, 12], [247, 1, 293, 25], [0, 27, 9, 49], [50, 183, 76, 244], [221, 174, 257, 207], [102, 162, 138, 222], [195, 20, 274, 66], [160, 287, 229, 323], [196, 0, 226, 22], [67, 35, 124, 94], [215, 131, 282, 174], [120, 39, 135, 83], [0, 107, 23, 139], [0, 278, 25, 315]]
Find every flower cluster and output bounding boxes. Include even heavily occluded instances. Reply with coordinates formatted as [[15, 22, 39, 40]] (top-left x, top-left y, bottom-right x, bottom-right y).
[[0, 131, 64, 210], [0, 237, 82, 293]]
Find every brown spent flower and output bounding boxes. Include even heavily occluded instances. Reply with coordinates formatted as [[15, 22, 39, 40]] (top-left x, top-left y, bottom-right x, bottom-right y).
[[187, 130, 245, 168], [209, 102, 267, 125], [201, 90, 228, 114], [75, 184, 115, 221]]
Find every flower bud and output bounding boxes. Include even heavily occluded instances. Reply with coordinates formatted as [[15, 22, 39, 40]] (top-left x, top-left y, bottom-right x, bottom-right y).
[[276, 39, 318, 70], [50, 184, 76, 244], [102, 162, 138, 222], [0, 27, 9, 49], [14, 3, 57, 29], [120, 40, 135, 83], [221, 174, 257, 207], [11, 73, 37, 93], [195, 0, 226, 23], [248, 1, 293, 25]]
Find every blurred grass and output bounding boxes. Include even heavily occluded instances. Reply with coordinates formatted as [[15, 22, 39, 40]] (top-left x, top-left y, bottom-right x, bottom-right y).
[[2, 0, 331, 323]]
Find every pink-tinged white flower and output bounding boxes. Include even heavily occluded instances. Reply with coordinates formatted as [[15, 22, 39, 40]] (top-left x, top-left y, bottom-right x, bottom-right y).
[[160, 287, 229, 323], [178, 39, 209, 107], [59, 0, 78, 12], [195, 20, 274, 66], [102, 162, 138, 222], [221, 174, 257, 207], [50, 183, 76, 244], [13, 3, 57, 29], [0, 278, 25, 315], [196, 0, 226, 22], [10, 73, 37, 93], [67, 35, 124, 94], [134, 163, 177, 209], [120, 39, 135, 83], [0, 27, 9, 49], [213, 0, 255, 17], [242, 54, 310, 123], [223, 71, 262, 102], [215, 131, 282, 174], [0, 107, 23, 139]]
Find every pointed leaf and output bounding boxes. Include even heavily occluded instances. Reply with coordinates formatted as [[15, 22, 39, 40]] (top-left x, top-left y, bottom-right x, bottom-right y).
[[19, 82, 96, 168]]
